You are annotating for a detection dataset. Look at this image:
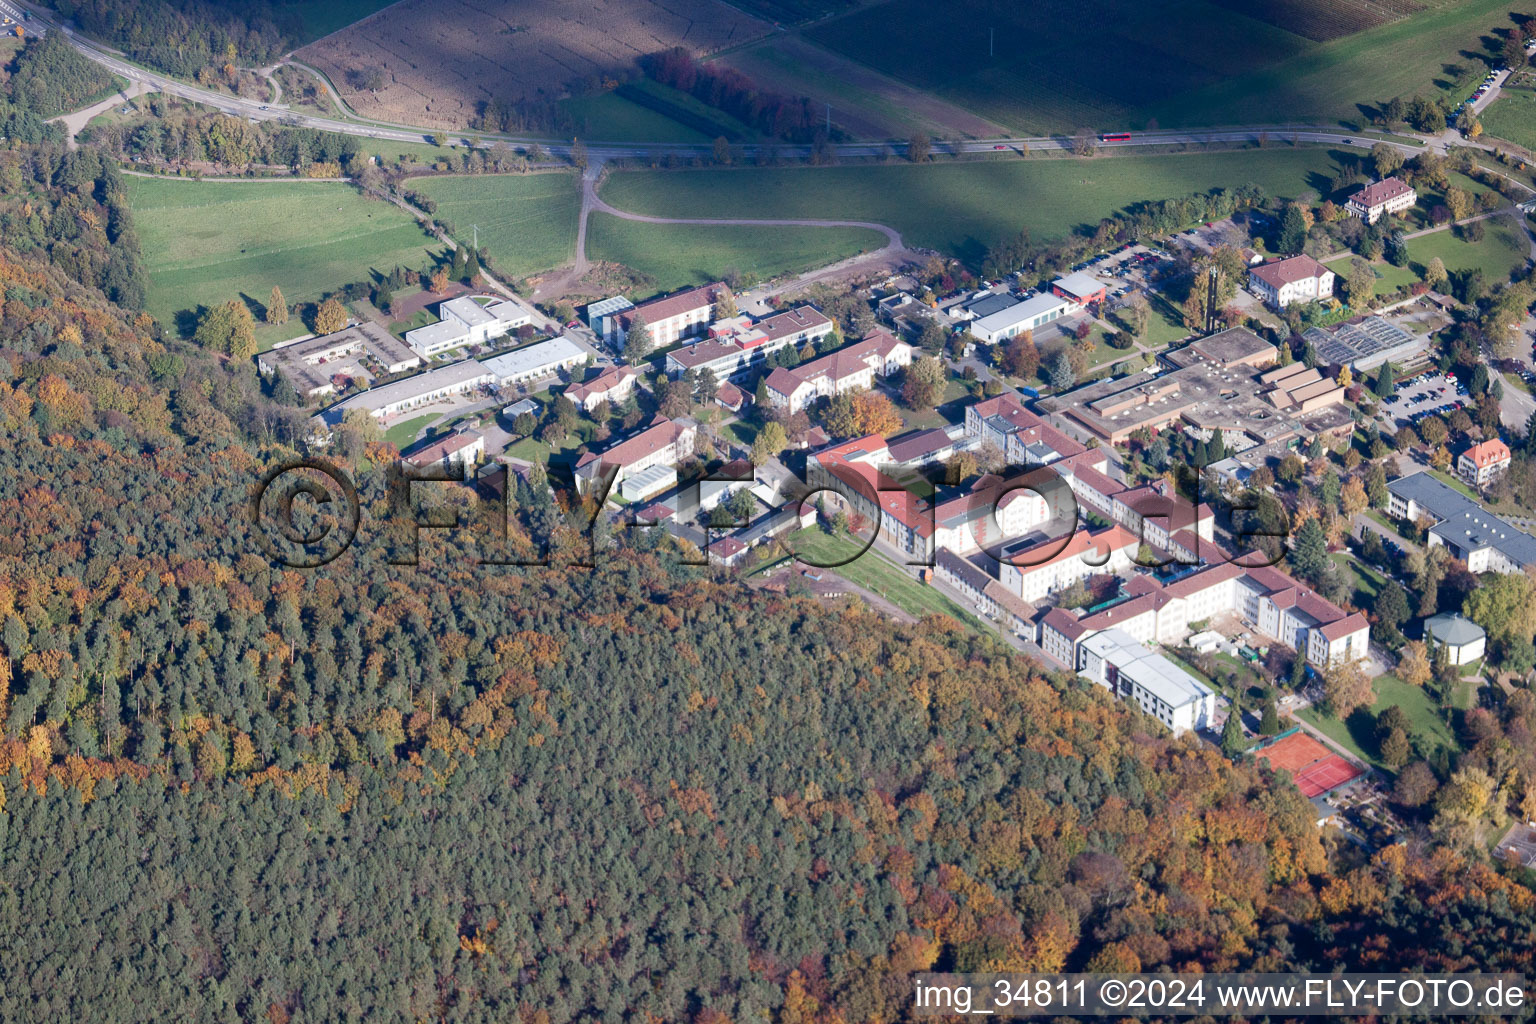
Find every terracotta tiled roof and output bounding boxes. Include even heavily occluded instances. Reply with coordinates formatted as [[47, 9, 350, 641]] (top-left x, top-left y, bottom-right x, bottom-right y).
[[1250, 254, 1331, 289]]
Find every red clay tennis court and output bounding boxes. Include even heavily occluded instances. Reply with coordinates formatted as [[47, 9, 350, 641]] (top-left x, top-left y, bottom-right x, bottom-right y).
[[1255, 731, 1365, 798]]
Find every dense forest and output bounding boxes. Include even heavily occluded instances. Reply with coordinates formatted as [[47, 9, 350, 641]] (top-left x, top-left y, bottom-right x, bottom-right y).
[[82, 99, 367, 172], [0, 32, 117, 145], [0, 123, 1533, 1018], [0, 144, 146, 307], [41, 0, 295, 76], [4, 31, 116, 117]]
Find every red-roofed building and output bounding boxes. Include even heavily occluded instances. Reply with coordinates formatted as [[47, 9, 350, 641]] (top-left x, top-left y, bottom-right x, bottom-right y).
[[616, 283, 722, 350], [709, 535, 748, 567], [402, 429, 484, 471], [997, 525, 1140, 602], [574, 415, 697, 496], [963, 392, 1087, 464], [1458, 438, 1512, 487], [664, 306, 833, 379], [1346, 176, 1416, 224], [763, 330, 914, 413], [565, 364, 639, 412], [715, 380, 746, 413], [1248, 254, 1335, 309]]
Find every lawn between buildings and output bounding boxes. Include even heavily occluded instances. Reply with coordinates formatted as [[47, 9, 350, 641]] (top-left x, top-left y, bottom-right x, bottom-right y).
[[598, 148, 1348, 266], [1297, 673, 1469, 770], [788, 528, 988, 625], [126, 176, 441, 345]]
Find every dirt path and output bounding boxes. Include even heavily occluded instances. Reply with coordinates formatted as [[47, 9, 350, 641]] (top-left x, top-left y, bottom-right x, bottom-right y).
[[50, 81, 153, 149], [533, 157, 915, 301]]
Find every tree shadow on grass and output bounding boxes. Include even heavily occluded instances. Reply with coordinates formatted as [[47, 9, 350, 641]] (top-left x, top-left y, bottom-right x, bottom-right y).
[[173, 305, 206, 340]]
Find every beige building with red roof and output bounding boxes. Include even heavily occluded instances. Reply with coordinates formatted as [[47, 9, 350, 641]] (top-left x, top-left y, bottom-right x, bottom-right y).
[[1345, 176, 1417, 224], [763, 330, 913, 413], [1247, 254, 1335, 309], [1458, 438, 1512, 487], [565, 364, 639, 412], [616, 283, 723, 351], [574, 415, 696, 496], [1037, 558, 1370, 672]]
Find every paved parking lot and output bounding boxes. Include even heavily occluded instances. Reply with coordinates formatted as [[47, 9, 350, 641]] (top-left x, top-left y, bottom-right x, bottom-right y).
[[1380, 368, 1467, 428]]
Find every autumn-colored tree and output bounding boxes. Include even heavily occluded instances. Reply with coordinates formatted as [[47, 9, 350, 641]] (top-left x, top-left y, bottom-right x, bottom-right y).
[[430, 266, 450, 293], [1398, 640, 1432, 688], [999, 331, 1040, 379], [1341, 477, 1368, 516], [194, 299, 257, 359], [313, 297, 349, 336], [749, 421, 787, 466], [901, 356, 947, 408], [263, 286, 286, 326], [852, 391, 901, 435], [1322, 659, 1373, 719]]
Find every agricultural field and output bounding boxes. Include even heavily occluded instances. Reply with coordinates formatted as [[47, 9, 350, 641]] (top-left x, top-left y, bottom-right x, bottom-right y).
[[803, 0, 1512, 133], [584, 215, 886, 296], [410, 172, 581, 280], [125, 177, 442, 345], [296, 0, 773, 130], [717, 34, 1006, 139], [598, 148, 1346, 264], [563, 80, 756, 144]]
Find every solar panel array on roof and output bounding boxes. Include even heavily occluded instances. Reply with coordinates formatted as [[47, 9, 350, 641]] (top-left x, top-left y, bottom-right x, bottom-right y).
[[1305, 317, 1417, 367]]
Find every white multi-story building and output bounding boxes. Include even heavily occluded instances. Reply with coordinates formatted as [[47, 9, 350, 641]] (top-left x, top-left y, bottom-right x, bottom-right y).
[[614, 283, 723, 351], [1036, 561, 1370, 673], [997, 526, 1140, 602], [763, 330, 913, 413], [574, 416, 697, 497], [566, 364, 639, 412], [664, 306, 834, 380], [406, 296, 534, 358], [1078, 628, 1216, 736], [1346, 177, 1417, 224], [1247, 255, 1335, 309]]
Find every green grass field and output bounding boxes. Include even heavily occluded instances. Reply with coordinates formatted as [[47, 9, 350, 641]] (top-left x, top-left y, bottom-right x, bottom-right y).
[[126, 177, 441, 340], [410, 172, 581, 280], [788, 529, 985, 624], [599, 148, 1346, 265], [1481, 77, 1536, 152], [563, 91, 714, 145], [805, 0, 1510, 132], [1297, 673, 1461, 769], [384, 415, 437, 449], [585, 214, 886, 296], [1406, 215, 1530, 287]]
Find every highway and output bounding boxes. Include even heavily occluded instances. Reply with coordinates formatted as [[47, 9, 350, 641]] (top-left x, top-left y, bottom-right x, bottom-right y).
[[13, 0, 1447, 164]]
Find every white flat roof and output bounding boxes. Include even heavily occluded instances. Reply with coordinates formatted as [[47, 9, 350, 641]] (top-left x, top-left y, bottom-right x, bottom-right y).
[[974, 293, 1073, 333], [1083, 628, 1212, 709], [487, 299, 531, 323], [480, 336, 587, 381], [334, 359, 492, 414], [406, 320, 468, 349], [1052, 271, 1106, 298], [441, 295, 497, 328]]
